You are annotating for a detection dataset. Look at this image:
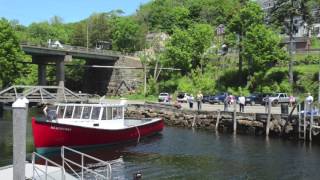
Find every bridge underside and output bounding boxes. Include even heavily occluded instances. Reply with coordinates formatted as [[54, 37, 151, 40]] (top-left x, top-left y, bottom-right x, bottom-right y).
[[22, 45, 142, 96]]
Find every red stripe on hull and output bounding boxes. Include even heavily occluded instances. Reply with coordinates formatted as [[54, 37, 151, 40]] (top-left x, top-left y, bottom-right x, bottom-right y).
[[32, 118, 164, 150]]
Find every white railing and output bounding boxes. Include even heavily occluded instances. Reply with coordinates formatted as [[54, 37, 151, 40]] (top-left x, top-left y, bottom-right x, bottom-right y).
[[32, 146, 112, 179], [32, 152, 65, 180], [61, 146, 112, 180]]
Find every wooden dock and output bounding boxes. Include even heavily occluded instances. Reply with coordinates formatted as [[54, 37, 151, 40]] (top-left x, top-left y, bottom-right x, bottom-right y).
[[0, 163, 76, 180]]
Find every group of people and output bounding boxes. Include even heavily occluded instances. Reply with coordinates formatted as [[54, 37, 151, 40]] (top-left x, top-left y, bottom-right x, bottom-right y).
[[223, 94, 246, 112], [187, 91, 204, 111]]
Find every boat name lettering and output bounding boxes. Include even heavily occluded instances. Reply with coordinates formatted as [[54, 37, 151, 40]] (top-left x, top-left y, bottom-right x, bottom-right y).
[[50, 126, 71, 131]]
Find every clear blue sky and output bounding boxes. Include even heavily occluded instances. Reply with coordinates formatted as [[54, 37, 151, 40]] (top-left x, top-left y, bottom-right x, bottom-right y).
[[0, 0, 151, 26]]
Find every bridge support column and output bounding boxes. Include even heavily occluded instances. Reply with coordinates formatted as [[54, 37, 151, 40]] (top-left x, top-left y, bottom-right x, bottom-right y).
[[56, 59, 65, 87], [38, 64, 47, 85]]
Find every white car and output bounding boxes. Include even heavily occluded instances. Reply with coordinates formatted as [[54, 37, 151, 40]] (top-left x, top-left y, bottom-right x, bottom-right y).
[[177, 92, 190, 103], [158, 93, 171, 102]]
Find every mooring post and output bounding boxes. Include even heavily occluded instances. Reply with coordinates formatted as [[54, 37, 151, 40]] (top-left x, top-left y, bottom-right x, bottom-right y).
[[12, 97, 29, 180], [309, 103, 314, 141], [266, 99, 271, 136], [233, 102, 237, 133], [215, 109, 221, 131]]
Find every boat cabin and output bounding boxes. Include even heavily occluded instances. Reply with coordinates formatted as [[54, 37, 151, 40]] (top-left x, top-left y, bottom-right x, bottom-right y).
[[49, 103, 125, 121]]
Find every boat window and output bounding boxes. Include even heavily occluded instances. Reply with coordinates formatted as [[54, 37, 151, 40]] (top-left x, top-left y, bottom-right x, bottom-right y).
[[82, 106, 92, 119], [73, 106, 82, 119], [57, 106, 65, 118], [112, 107, 123, 119], [64, 106, 73, 119], [101, 107, 107, 120], [91, 107, 100, 120], [107, 107, 112, 120]]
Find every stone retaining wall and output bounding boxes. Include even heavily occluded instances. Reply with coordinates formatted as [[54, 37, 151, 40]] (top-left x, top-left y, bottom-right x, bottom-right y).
[[126, 103, 320, 138]]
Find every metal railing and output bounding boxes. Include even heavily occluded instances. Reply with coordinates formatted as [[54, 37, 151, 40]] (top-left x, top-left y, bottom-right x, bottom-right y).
[[20, 42, 125, 57], [61, 146, 112, 180], [32, 146, 112, 180], [0, 85, 88, 103], [32, 152, 65, 180]]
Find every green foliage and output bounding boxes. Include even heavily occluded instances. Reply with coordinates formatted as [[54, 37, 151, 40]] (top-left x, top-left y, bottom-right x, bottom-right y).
[[111, 17, 146, 52], [176, 66, 217, 95], [247, 65, 319, 96], [227, 86, 250, 96], [146, 77, 159, 96], [294, 54, 320, 65], [311, 37, 320, 48], [164, 23, 214, 74], [243, 24, 288, 72], [27, 17, 72, 44], [0, 18, 26, 87], [228, 2, 264, 36]]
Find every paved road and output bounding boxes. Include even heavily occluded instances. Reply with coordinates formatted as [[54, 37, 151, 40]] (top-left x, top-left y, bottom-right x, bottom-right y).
[[105, 99, 297, 114]]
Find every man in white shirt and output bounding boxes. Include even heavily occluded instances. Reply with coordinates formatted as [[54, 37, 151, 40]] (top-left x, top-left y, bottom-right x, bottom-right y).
[[238, 95, 245, 112], [305, 92, 314, 112], [306, 92, 314, 104]]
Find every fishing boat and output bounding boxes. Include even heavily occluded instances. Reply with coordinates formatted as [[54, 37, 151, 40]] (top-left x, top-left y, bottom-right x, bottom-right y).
[[32, 103, 164, 153]]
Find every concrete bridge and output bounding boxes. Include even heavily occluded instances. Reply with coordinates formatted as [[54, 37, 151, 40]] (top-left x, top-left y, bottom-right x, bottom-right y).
[[21, 43, 143, 95]]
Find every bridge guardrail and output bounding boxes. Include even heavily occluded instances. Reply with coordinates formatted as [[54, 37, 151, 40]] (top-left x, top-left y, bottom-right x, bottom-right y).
[[20, 42, 138, 57]]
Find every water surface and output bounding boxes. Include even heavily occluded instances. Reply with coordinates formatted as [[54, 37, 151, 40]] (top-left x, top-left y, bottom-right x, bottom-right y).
[[0, 108, 319, 179]]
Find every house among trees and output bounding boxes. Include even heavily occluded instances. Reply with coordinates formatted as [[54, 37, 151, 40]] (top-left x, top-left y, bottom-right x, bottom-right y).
[[257, 0, 320, 50]]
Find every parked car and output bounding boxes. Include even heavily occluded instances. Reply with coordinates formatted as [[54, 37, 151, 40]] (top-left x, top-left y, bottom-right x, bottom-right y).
[[202, 95, 212, 103], [209, 92, 228, 104], [245, 93, 270, 105], [177, 92, 190, 103], [262, 93, 291, 105], [158, 93, 171, 102]]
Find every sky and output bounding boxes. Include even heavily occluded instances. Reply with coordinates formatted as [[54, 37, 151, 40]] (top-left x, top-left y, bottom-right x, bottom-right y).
[[0, 0, 151, 26]]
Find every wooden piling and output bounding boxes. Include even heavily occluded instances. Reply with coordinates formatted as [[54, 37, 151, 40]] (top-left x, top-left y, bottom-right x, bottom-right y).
[[266, 99, 271, 136], [309, 103, 314, 141], [233, 102, 237, 133], [215, 109, 220, 131]]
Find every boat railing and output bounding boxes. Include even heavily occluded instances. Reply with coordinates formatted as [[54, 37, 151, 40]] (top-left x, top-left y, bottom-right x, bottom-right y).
[[61, 146, 112, 180], [32, 152, 65, 180]]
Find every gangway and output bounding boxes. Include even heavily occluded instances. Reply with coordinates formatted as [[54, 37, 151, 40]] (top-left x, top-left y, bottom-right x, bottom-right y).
[[32, 146, 112, 179], [0, 85, 88, 104]]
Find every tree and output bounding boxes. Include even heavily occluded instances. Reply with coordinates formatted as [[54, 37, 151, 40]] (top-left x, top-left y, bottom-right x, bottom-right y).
[[228, 2, 264, 73], [27, 17, 71, 44], [270, 0, 313, 85], [111, 17, 146, 52], [0, 18, 26, 87], [243, 24, 287, 74], [137, 0, 191, 34], [164, 23, 214, 74]]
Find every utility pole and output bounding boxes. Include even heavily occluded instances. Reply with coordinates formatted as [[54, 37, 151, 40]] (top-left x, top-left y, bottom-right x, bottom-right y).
[[86, 19, 89, 50]]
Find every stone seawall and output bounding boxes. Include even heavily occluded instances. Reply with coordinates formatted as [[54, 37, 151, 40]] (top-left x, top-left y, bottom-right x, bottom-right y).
[[126, 103, 320, 138]]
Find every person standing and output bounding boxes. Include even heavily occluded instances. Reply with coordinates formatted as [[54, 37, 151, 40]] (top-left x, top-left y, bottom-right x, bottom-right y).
[[238, 95, 245, 112], [289, 94, 295, 107], [196, 91, 203, 111], [224, 96, 229, 111], [305, 92, 314, 112], [187, 94, 194, 109]]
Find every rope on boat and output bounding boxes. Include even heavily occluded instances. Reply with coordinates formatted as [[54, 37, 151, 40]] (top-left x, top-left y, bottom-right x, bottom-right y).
[[135, 127, 141, 143]]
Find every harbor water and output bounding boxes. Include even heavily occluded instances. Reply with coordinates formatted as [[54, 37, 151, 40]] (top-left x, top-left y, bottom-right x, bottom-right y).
[[1, 108, 320, 179]]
